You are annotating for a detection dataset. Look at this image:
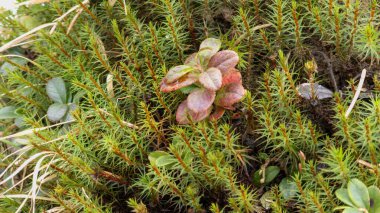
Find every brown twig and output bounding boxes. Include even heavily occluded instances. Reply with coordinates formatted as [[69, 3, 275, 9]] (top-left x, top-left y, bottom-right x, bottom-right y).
[[312, 50, 338, 93]]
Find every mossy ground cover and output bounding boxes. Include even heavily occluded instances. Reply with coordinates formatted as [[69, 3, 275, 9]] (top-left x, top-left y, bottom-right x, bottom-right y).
[[0, 0, 380, 212]]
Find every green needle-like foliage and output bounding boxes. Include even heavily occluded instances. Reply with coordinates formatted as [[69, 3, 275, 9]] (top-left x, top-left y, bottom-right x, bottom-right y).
[[0, 0, 380, 212]]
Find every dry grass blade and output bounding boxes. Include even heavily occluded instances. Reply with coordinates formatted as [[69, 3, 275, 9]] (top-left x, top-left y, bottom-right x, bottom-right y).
[[53, 0, 89, 23], [0, 0, 90, 52], [98, 108, 139, 129], [16, 0, 50, 7], [0, 152, 52, 185], [1, 160, 60, 195], [0, 147, 33, 179], [46, 207, 66, 213], [0, 194, 56, 202], [0, 151, 56, 212], [0, 55, 50, 75], [109, 0, 117, 7], [345, 69, 367, 118], [0, 119, 76, 141], [107, 74, 115, 98], [31, 154, 54, 213], [0, 23, 55, 53], [7, 39, 39, 49], [2, 145, 32, 161], [51, 0, 89, 34], [66, 8, 84, 34]]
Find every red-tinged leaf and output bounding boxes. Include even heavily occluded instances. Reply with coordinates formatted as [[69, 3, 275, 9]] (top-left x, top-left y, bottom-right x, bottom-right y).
[[176, 100, 190, 124], [190, 106, 212, 123], [160, 74, 198, 93], [222, 68, 242, 86], [199, 68, 222, 91], [223, 105, 235, 110], [232, 113, 242, 119], [200, 38, 221, 55], [166, 65, 195, 83], [176, 100, 212, 124], [185, 53, 197, 65], [208, 50, 239, 74], [215, 83, 246, 108], [210, 106, 225, 121], [187, 88, 215, 113]]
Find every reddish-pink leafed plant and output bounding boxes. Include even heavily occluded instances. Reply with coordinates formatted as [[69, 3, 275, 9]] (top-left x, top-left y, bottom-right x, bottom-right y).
[[160, 38, 246, 124]]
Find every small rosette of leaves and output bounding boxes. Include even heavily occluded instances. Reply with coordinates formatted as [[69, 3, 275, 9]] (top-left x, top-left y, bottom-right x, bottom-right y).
[[46, 77, 82, 123], [160, 38, 246, 124], [335, 179, 380, 213]]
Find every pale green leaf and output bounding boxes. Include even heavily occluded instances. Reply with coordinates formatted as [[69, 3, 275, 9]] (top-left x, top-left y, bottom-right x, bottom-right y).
[[252, 166, 280, 186], [0, 57, 28, 75], [200, 38, 221, 55], [348, 179, 370, 209], [368, 186, 380, 213], [342, 207, 362, 213], [336, 188, 355, 207], [166, 65, 195, 84], [0, 106, 18, 119], [148, 151, 170, 165], [265, 166, 280, 184], [47, 103, 69, 122], [279, 177, 297, 200], [156, 155, 176, 167], [46, 77, 67, 104]]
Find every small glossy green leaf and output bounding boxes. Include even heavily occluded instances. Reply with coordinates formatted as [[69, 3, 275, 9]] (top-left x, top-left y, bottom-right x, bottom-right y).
[[368, 186, 380, 213], [47, 103, 69, 122], [148, 151, 170, 165], [197, 48, 214, 67], [252, 170, 262, 186], [336, 188, 355, 207], [14, 108, 27, 116], [46, 77, 67, 104], [265, 166, 280, 183], [252, 166, 280, 186], [279, 177, 298, 200], [348, 179, 370, 209], [180, 85, 199, 94], [342, 207, 362, 213], [0, 106, 18, 119], [156, 155, 177, 167]]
